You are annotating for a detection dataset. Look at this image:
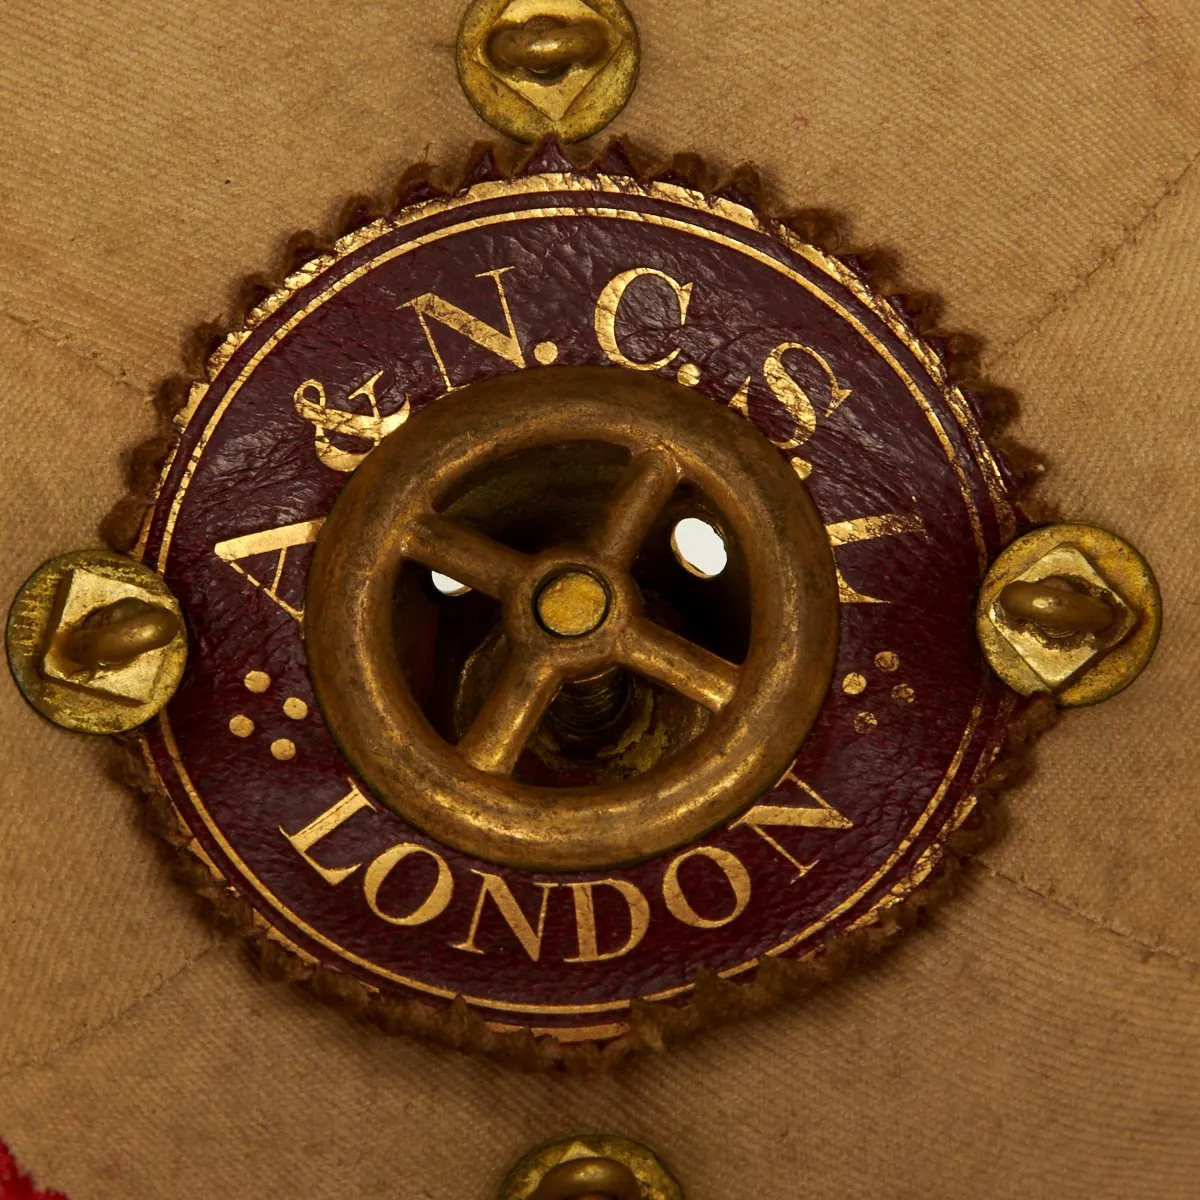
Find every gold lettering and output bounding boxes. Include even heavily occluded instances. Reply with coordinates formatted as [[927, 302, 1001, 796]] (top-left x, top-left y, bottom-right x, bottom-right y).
[[563, 879, 651, 963], [452, 871, 556, 961], [363, 843, 454, 927], [279, 784, 375, 886], [826, 513, 927, 604], [762, 343, 817, 479], [725, 352, 922, 606], [729, 344, 852, 482], [400, 267, 525, 390], [293, 371, 411, 472], [595, 267, 693, 371], [826, 513, 927, 546], [728, 376, 753, 416], [214, 518, 324, 622], [786, 345, 853, 416], [733, 769, 853, 880], [662, 846, 752, 930]]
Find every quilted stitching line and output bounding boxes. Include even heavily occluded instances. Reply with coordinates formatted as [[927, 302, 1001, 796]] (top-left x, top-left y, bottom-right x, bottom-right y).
[[989, 143, 1200, 371], [981, 861, 1200, 972]]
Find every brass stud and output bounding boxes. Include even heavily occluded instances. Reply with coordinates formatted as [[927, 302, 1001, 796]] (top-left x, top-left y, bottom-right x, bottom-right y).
[[6, 549, 188, 733], [62, 597, 182, 669], [487, 16, 610, 78], [976, 524, 1160, 707], [530, 1157, 642, 1200], [498, 1135, 681, 1200], [998, 578, 1115, 636], [457, 0, 639, 144]]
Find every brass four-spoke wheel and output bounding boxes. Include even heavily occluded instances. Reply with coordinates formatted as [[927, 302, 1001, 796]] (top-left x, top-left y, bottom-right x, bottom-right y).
[[307, 366, 838, 871]]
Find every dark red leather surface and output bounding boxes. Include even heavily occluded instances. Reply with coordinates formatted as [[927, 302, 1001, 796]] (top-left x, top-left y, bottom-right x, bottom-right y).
[[139, 151, 1022, 1037]]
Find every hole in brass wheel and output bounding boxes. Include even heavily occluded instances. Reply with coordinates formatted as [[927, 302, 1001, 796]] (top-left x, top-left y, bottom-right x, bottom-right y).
[[306, 366, 839, 871], [401, 439, 752, 791], [431, 570, 471, 597], [670, 515, 728, 578]]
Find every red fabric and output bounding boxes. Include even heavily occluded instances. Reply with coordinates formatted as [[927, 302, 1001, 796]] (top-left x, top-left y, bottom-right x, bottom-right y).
[[0, 1143, 66, 1200]]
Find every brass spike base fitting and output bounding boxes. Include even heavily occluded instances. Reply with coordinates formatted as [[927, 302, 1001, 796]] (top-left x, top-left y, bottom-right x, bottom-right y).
[[7, 549, 187, 733], [500, 1135, 682, 1200], [457, 0, 639, 143], [977, 523, 1160, 707]]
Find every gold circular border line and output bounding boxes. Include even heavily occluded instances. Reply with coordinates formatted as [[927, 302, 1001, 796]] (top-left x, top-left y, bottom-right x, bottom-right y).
[[141, 174, 1008, 1018]]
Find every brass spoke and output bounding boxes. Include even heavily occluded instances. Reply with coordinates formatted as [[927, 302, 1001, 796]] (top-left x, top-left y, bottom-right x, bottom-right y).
[[617, 618, 739, 712], [457, 650, 561, 775], [405, 513, 528, 599], [592, 447, 683, 566]]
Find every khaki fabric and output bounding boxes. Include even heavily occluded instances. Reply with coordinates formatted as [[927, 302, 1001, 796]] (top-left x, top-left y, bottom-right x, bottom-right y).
[[1, 1, 1198, 1197]]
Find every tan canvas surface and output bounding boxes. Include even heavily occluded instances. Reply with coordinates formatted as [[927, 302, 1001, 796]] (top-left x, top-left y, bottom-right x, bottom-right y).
[[1, 2, 1198, 1197]]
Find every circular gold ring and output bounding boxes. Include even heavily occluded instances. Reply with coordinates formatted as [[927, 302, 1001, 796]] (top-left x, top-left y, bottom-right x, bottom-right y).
[[456, 0, 639, 144], [306, 366, 838, 871], [6, 549, 187, 734], [976, 522, 1161, 707]]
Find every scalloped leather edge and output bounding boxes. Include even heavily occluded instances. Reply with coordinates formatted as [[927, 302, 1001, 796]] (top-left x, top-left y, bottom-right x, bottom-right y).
[[102, 135, 1057, 1071]]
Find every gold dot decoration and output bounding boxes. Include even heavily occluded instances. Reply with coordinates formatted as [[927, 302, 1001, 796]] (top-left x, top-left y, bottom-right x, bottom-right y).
[[676, 362, 701, 387], [845, 652, 914, 729], [271, 738, 297, 762], [235, 670, 308, 760], [533, 340, 559, 365], [842, 672, 867, 696]]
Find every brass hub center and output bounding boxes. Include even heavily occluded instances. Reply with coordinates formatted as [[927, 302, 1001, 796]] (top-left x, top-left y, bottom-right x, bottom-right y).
[[534, 569, 610, 637]]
